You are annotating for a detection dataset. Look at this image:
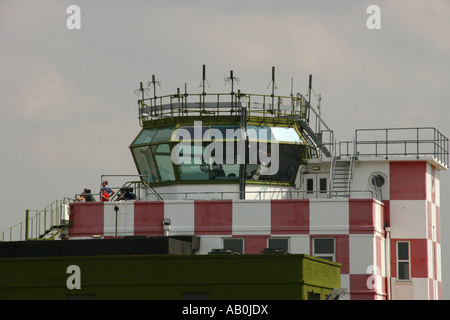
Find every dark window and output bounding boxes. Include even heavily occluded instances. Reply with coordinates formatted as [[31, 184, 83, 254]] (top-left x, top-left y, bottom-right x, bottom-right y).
[[397, 242, 410, 280], [308, 292, 321, 300], [307, 179, 314, 194], [224, 238, 243, 254], [320, 178, 327, 193], [268, 238, 288, 252], [313, 238, 335, 262]]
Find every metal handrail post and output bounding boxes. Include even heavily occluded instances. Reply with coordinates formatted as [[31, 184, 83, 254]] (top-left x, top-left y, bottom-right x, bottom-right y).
[[416, 128, 420, 159], [25, 209, 29, 241]]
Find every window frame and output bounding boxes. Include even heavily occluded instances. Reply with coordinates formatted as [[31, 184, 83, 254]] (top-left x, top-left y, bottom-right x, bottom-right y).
[[267, 237, 289, 252], [319, 178, 327, 194], [223, 238, 244, 254], [312, 237, 336, 262], [396, 241, 411, 281]]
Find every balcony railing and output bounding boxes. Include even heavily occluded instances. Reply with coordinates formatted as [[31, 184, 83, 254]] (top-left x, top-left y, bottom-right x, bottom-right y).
[[137, 92, 311, 126], [336, 127, 448, 168]]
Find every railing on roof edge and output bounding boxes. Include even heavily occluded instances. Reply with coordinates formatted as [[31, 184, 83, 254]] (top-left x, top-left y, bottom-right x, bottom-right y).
[[137, 92, 311, 125], [330, 127, 448, 168], [0, 198, 73, 242]]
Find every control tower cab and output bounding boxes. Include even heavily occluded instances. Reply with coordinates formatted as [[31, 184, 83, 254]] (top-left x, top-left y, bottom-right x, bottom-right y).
[[129, 67, 323, 200]]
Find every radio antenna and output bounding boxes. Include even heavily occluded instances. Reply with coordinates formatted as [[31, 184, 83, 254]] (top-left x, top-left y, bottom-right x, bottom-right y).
[[147, 74, 161, 99], [199, 64, 211, 94], [134, 81, 148, 101], [225, 70, 240, 112], [266, 66, 277, 113]]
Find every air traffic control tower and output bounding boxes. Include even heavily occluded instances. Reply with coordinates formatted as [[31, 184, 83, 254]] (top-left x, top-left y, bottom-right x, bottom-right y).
[[129, 66, 324, 200]]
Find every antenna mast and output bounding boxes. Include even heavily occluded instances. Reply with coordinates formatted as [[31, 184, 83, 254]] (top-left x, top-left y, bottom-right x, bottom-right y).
[[134, 81, 146, 101], [147, 74, 161, 100], [200, 65, 210, 112], [225, 70, 239, 111], [266, 66, 277, 113]]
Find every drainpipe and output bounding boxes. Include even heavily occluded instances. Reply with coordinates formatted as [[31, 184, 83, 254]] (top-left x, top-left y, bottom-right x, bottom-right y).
[[114, 205, 119, 238], [385, 226, 391, 300]]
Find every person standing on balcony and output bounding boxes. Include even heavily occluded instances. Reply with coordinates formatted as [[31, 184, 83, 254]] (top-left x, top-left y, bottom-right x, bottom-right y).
[[101, 188, 110, 202], [102, 180, 115, 197]]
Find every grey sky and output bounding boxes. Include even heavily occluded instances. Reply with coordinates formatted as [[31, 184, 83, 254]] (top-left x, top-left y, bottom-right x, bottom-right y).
[[1, 0, 449, 298]]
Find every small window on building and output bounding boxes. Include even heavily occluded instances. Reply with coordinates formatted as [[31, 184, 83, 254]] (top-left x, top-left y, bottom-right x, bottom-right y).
[[268, 238, 289, 252], [369, 172, 387, 189], [307, 291, 321, 300], [313, 238, 335, 262], [223, 238, 244, 254], [320, 178, 327, 193], [397, 241, 410, 280], [307, 178, 314, 194]]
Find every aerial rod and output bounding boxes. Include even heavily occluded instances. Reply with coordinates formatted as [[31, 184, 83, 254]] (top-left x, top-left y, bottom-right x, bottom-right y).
[[225, 70, 240, 111], [225, 69, 239, 94], [134, 81, 146, 101], [200, 64, 210, 96], [202, 64, 206, 95], [308, 74, 312, 106], [147, 74, 161, 100], [271, 66, 276, 112]]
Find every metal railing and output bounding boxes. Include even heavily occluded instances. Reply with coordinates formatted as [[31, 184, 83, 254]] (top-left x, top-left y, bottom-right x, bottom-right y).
[[109, 180, 163, 201], [137, 92, 311, 126], [1, 198, 72, 242], [335, 127, 448, 168], [150, 189, 376, 201]]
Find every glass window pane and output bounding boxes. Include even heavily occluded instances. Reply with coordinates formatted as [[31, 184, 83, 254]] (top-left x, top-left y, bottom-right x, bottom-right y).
[[247, 126, 272, 141], [268, 238, 288, 251], [398, 262, 410, 280], [271, 127, 301, 143], [132, 129, 158, 145], [320, 178, 327, 193], [174, 125, 207, 140], [208, 125, 242, 141], [131, 146, 158, 183], [246, 144, 303, 184], [307, 179, 314, 193], [314, 238, 335, 254], [154, 144, 175, 182], [177, 145, 209, 181], [221, 164, 240, 180], [398, 242, 409, 260], [224, 239, 243, 254], [152, 126, 175, 143]]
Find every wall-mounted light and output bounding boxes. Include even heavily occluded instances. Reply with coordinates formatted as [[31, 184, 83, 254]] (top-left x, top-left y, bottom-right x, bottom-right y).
[[162, 218, 171, 236]]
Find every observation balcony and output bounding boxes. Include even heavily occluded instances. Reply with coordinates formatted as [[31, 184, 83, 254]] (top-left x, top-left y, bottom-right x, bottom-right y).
[[137, 92, 312, 127]]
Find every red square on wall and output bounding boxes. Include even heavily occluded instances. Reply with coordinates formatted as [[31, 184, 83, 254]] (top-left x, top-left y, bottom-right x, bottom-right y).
[[390, 162, 427, 200], [134, 201, 165, 236], [194, 200, 233, 235], [271, 200, 309, 234]]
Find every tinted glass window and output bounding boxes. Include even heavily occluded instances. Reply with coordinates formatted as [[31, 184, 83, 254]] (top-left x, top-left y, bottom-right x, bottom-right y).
[[133, 129, 158, 145], [223, 238, 243, 254]]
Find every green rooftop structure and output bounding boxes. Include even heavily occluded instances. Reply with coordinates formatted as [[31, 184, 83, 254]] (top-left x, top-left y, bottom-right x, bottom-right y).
[[0, 248, 341, 300]]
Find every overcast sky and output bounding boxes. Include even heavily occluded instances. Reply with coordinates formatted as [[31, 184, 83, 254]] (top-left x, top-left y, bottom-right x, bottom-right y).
[[1, 0, 449, 298]]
